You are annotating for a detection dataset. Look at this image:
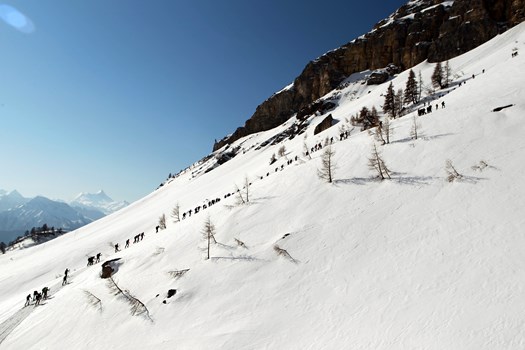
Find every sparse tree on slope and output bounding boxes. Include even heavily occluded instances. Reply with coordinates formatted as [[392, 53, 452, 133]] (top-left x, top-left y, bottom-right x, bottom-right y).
[[158, 213, 167, 230], [395, 89, 404, 117], [376, 122, 386, 145], [445, 159, 463, 182], [317, 145, 336, 183], [368, 144, 391, 180], [431, 62, 444, 89], [303, 141, 312, 159], [382, 82, 396, 118], [269, 153, 277, 165], [404, 69, 418, 105], [443, 60, 452, 88], [202, 216, 217, 260], [278, 145, 286, 158], [417, 70, 423, 102], [410, 115, 420, 140], [382, 118, 393, 144], [235, 176, 250, 205], [171, 203, 180, 223]]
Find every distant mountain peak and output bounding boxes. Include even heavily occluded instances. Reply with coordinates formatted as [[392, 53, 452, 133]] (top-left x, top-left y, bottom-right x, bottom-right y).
[[7, 190, 24, 198], [71, 190, 128, 215]]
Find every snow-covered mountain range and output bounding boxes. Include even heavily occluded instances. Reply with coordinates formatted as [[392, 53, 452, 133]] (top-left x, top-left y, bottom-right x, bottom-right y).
[[70, 190, 129, 215], [0, 190, 128, 244], [1, 6, 525, 350]]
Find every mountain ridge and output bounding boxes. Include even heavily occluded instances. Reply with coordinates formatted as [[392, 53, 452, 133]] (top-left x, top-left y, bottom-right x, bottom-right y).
[[213, 0, 525, 151], [0, 190, 128, 244]]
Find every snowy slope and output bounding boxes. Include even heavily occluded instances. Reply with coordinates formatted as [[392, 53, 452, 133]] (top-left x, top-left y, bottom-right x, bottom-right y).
[[1, 23, 525, 350]]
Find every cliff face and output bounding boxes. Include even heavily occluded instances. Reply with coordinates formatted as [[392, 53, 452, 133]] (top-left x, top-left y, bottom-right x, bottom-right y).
[[213, 0, 525, 151]]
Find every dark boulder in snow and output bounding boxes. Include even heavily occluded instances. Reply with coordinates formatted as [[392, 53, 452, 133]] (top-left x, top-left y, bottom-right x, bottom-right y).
[[366, 71, 390, 85], [100, 258, 121, 279], [314, 114, 335, 135]]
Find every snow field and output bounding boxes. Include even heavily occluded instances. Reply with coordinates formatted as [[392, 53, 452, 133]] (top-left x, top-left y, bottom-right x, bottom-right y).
[[1, 22, 525, 350]]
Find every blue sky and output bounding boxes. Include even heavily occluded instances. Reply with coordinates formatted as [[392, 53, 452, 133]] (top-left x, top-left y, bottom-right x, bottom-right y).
[[0, 0, 406, 203]]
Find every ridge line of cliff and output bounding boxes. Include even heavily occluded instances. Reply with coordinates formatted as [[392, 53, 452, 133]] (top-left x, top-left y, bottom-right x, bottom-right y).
[[213, 0, 525, 151]]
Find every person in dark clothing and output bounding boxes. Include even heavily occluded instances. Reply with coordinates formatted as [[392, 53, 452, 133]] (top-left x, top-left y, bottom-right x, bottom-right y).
[[42, 287, 49, 299], [34, 292, 42, 306], [95, 253, 101, 263], [115, 243, 120, 252], [64, 268, 69, 277], [125, 239, 130, 248], [25, 294, 32, 306], [156, 225, 160, 233], [140, 232, 144, 240], [87, 256, 95, 266]]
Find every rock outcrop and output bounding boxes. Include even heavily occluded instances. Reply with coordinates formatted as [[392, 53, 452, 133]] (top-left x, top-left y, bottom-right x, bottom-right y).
[[213, 0, 525, 151], [314, 114, 335, 136]]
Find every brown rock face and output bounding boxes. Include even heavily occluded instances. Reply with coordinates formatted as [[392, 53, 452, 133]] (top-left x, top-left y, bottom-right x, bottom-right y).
[[314, 114, 335, 136], [213, 0, 525, 151]]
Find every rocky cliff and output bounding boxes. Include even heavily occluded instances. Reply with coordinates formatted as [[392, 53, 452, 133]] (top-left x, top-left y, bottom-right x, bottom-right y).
[[213, 0, 525, 151]]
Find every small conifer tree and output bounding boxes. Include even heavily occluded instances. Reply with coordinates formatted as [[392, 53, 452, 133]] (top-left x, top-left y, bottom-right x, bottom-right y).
[[202, 216, 217, 260], [404, 69, 418, 105], [317, 145, 336, 183], [431, 62, 444, 89], [368, 144, 391, 180], [382, 82, 396, 118]]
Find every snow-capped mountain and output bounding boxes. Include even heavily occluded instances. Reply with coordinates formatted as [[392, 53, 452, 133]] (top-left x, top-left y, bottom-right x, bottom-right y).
[[70, 190, 129, 215], [0, 190, 29, 212], [1, 4, 525, 350], [0, 190, 126, 244], [0, 196, 93, 235]]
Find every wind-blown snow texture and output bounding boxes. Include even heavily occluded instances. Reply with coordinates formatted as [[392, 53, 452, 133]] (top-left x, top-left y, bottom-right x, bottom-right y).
[[1, 23, 525, 350]]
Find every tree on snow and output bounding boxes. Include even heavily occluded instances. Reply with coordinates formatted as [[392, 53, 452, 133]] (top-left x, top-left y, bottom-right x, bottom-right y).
[[410, 115, 420, 140], [202, 216, 217, 260], [278, 145, 286, 158], [382, 82, 397, 118], [317, 145, 336, 183], [382, 118, 393, 144], [404, 69, 418, 104], [394, 89, 404, 117], [235, 176, 251, 205], [376, 118, 393, 145], [443, 60, 452, 88], [368, 143, 391, 180], [158, 213, 167, 230], [431, 62, 444, 89], [417, 70, 424, 102], [269, 153, 277, 165], [171, 203, 180, 223]]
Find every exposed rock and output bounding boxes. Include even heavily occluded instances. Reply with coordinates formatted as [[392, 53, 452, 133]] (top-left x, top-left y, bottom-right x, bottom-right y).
[[366, 71, 390, 85], [213, 0, 525, 150], [100, 258, 121, 279], [314, 114, 335, 135], [296, 100, 337, 121], [101, 265, 113, 279]]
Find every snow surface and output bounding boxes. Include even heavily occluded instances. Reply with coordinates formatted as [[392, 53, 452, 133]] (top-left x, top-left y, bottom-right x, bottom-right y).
[[1, 22, 525, 350]]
